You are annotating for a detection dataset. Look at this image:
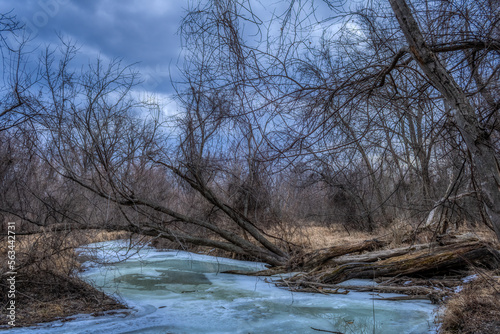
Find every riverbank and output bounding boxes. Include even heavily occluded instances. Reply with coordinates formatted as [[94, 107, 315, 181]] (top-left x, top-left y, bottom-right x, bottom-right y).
[[0, 231, 129, 328], [438, 274, 500, 333], [3, 240, 439, 333], [1, 225, 499, 332], [0, 272, 125, 328]]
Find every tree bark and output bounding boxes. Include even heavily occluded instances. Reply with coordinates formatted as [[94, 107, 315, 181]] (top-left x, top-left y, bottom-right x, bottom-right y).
[[297, 239, 387, 270], [278, 280, 448, 303], [388, 0, 500, 241], [295, 240, 500, 284]]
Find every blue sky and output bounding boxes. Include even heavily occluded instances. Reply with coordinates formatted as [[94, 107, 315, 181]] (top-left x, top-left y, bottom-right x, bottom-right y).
[[1, 0, 186, 97], [0, 0, 348, 107]]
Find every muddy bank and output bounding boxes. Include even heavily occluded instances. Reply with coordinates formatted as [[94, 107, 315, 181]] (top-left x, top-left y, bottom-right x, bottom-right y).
[[0, 271, 126, 328]]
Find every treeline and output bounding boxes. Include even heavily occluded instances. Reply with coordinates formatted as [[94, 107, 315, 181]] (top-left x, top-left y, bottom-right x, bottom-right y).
[[1, 0, 499, 266]]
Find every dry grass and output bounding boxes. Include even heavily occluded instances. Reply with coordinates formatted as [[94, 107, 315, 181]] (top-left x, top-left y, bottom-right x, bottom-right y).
[[0, 272, 125, 327], [270, 220, 497, 252], [0, 230, 128, 328], [0, 230, 126, 275], [270, 223, 377, 251], [439, 273, 500, 334]]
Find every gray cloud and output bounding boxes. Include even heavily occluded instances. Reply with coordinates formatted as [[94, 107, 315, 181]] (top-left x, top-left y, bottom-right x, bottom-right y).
[[1, 0, 186, 93]]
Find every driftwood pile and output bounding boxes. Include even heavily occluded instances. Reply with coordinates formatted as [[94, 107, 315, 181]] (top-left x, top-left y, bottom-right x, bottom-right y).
[[228, 235, 500, 303]]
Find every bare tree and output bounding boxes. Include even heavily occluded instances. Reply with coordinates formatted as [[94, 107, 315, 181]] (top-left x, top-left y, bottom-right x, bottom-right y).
[[3, 0, 499, 273], [175, 0, 499, 238], [0, 13, 40, 132], [387, 0, 500, 238]]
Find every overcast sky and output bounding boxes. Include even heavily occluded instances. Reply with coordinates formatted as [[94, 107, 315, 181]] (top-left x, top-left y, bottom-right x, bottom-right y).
[[1, 0, 187, 99], [1, 0, 347, 106]]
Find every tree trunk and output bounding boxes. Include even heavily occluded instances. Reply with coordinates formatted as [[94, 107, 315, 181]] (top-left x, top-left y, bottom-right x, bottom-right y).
[[295, 240, 500, 284], [388, 0, 500, 241], [297, 239, 387, 270]]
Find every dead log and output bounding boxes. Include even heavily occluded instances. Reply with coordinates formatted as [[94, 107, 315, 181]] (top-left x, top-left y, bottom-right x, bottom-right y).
[[374, 276, 463, 288], [222, 267, 288, 276], [297, 239, 387, 270], [299, 240, 500, 285], [276, 280, 448, 303], [327, 236, 482, 267], [373, 295, 430, 301], [310, 327, 345, 334], [329, 243, 430, 266]]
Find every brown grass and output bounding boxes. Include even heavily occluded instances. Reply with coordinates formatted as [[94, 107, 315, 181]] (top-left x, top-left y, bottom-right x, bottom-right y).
[[271, 221, 497, 251], [0, 272, 125, 327], [270, 223, 379, 251], [439, 273, 500, 334], [0, 230, 129, 328], [1, 230, 128, 276]]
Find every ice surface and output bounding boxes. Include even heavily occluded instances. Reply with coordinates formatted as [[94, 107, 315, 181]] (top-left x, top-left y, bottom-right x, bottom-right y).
[[8, 240, 438, 334]]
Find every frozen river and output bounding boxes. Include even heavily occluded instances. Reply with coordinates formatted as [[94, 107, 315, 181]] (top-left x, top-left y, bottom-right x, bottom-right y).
[[9, 240, 438, 333]]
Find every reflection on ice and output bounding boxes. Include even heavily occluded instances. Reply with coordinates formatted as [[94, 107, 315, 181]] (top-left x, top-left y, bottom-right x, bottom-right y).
[[8, 240, 438, 334]]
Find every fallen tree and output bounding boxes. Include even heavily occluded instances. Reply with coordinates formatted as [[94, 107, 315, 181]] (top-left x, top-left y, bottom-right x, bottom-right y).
[[275, 280, 449, 303], [295, 239, 388, 270], [261, 237, 500, 303], [304, 240, 500, 284]]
